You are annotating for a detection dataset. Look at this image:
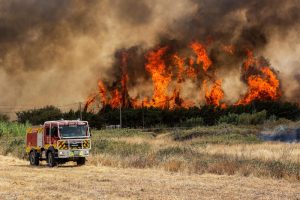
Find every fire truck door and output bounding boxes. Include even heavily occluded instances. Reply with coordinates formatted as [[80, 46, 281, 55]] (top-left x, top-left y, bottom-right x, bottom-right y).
[[44, 125, 51, 145]]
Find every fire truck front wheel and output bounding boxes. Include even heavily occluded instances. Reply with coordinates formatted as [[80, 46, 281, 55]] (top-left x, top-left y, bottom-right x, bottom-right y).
[[47, 151, 57, 167], [76, 157, 86, 166], [29, 150, 39, 166]]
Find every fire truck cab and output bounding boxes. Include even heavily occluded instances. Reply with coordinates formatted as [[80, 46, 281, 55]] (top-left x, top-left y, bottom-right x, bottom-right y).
[[25, 120, 91, 167]]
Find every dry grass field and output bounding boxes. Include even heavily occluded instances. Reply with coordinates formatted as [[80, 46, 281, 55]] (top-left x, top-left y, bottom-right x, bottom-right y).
[[86, 125, 300, 181], [0, 155, 300, 200], [1, 123, 300, 199]]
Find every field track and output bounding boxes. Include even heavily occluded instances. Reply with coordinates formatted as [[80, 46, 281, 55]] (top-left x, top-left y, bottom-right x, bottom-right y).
[[0, 155, 299, 200]]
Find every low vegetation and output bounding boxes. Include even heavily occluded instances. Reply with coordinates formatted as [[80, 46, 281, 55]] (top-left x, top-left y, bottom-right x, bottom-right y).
[[172, 124, 259, 141], [0, 121, 30, 137], [1, 117, 299, 182], [218, 110, 267, 125]]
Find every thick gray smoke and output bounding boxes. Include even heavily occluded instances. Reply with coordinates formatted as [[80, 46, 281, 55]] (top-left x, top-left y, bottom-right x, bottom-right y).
[[0, 0, 299, 114]]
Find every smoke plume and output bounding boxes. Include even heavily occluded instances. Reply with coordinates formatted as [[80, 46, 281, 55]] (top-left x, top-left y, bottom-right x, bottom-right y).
[[0, 0, 299, 113]]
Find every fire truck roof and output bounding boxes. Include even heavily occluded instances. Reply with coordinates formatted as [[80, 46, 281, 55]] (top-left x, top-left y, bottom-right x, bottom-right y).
[[44, 120, 88, 126]]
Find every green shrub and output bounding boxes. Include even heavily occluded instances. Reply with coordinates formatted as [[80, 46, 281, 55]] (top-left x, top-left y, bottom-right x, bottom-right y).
[[218, 113, 239, 125], [0, 121, 30, 137], [218, 110, 267, 125], [16, 106, 62, 125]]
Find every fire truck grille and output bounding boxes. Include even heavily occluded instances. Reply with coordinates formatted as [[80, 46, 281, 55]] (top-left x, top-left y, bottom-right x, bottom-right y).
[[57, 140, 90, 150]]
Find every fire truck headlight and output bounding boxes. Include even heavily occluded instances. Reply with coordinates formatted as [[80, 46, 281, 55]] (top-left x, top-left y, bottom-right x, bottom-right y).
[[59, 151, 65, 156]]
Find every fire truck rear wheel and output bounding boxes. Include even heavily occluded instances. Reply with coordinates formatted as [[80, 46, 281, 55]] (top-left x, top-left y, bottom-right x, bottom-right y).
[[47, 151, 57, 167], [77, 157, 86, 166], [29, 151, 39, 166]]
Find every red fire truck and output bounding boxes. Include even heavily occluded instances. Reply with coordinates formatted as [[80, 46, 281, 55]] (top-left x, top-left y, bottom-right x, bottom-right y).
[[25, 120, 91, 167]]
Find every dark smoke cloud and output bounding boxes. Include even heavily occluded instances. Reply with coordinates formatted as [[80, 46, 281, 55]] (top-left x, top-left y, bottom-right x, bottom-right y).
[[179, 0, 300, 44], [0, 0, 299, 116]]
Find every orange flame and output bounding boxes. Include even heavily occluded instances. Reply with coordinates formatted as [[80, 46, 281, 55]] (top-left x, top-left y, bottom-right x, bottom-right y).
[[237, 50, 281, 105], [237, 67, 281, 105], [173, 54, 185, 83], [84, 94, 97, 111], [190, 41, 212, 72], [120, 52, 130, 107], [85, 43, 281, 111], [205, 80, 225, 107], [145, 47, 171, 108], [110, 89, 121, 108], [243, 50, 257, 71], [186, 56, 197, 80], [98, 80, 107, 106]]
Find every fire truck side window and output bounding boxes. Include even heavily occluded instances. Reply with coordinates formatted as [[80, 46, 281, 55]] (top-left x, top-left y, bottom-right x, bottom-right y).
[[45, 127, 50, 136], [51, 126, 58, 137]]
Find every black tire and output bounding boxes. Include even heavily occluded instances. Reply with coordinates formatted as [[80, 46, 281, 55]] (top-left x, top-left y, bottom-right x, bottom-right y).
[[77, 157, 86, 166], [47, 151, 57, 167], [29, 151, 39, 166]]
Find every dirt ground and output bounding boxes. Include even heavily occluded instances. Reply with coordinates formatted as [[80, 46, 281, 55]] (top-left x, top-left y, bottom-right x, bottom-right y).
[[0, 155, 299, 200]]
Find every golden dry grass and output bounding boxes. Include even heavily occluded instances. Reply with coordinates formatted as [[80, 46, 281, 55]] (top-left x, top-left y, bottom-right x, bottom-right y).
[[1, 125, 300, 181], [88, 130, 300, 181], [106, 134, 300, 164], [199, 143, 300, 163], [1, 124, 300, 199], [0, 155, 299, 200]]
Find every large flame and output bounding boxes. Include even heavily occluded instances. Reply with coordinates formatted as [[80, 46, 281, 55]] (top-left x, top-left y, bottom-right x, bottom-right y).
[[84, 42, 281, 111], [243, 50, 257, 71], [237, 50, 281, 105], [237, 67, 281, 105], [205, 80, 225, 107], [98, 80, 107, 106], [190, 41, 212, 72], [173, 54, 185, 83], [144, 47, 171, 109], [109, 89, 121, 108], [84, 94, 97, 111]]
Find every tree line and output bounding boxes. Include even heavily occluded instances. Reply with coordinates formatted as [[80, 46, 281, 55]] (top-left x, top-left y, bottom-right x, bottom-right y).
[[15, 100, 300, 129]]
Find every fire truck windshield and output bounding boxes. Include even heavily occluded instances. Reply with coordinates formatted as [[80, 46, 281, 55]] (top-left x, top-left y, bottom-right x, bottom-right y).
[[59, 125, 89, 138]]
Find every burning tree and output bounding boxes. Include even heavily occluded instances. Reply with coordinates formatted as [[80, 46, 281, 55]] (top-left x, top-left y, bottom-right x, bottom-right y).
[[237, 51, 281, 105], [84, 40, 281, 112]]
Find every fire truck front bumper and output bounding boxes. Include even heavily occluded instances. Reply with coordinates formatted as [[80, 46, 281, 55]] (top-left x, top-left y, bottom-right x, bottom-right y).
[[58, 149, 90, 158]]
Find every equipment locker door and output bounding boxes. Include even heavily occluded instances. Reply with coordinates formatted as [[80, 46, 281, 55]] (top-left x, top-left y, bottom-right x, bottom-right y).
[[37, 131, 43, 147]]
